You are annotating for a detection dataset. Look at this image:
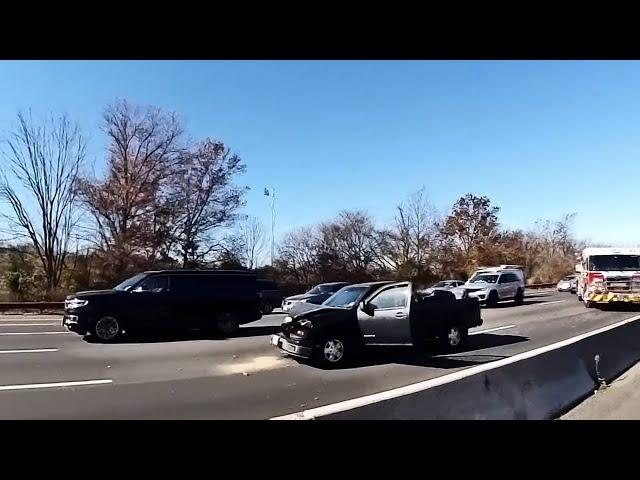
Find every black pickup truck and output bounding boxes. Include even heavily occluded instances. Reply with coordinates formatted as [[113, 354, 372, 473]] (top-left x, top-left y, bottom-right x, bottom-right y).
[[270, 281, 482, 367]]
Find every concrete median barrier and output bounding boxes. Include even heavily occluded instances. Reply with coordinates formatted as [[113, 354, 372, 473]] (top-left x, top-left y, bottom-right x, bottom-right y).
[[274, 313, 640, 420]]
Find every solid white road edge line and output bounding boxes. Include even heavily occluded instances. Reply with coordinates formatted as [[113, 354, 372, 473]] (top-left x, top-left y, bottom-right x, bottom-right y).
[[0, 349, 58, 354], [469, 325, 515, 335], [537, 300, 567, 306], [0, 379, 112, 392], [0, 323, 59, 326], [0, 332, 69, 336], [271, 313, 640, 420]]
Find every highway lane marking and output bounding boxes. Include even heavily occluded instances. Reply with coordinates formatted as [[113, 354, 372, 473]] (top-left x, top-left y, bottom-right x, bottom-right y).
[[470, 325, 515, 335], [536, 300, 567, 306], [0, 379, 112, 392], [0, 332, 69, 336], [272, 312, 640, 420], [0, 349, 58, 354], [0, 323, 59, 326]]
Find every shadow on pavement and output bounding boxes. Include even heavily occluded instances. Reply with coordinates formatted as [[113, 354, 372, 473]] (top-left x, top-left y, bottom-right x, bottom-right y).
[[84, 324, 282, 344], [306, 333, 529, 370], [592, 303, 640, 313]]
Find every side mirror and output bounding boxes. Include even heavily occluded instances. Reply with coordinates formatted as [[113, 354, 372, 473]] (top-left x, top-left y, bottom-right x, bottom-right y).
[[575, 264, 583, 273], [359, 301, 374, 316]]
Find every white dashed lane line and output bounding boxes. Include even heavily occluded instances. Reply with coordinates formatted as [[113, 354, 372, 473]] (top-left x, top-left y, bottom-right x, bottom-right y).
[[0, 379, 113, 392], [0, 323, 60, 326], [0, 349, 59, 354], [0, 332, 69, 336], [470, 325, 515, 335]]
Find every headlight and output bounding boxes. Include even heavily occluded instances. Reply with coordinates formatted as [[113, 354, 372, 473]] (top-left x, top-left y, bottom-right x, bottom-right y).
[[298, 319, 313, 328], [283, 316, 293, 323], [65, 298, 88, 309]]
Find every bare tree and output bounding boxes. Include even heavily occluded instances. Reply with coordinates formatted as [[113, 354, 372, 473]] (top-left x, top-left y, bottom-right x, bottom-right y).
[[277, 227, 321, 287], [76, 100, 184, 277], [0, 112, 85, 295], [318, 210, 391, 279], [236, 216, 266, 269], [169, 139, 247, 267], [388, 188, 439, 276]]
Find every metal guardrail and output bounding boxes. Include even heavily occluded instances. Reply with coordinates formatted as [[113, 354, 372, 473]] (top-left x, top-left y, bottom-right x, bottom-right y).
[[525, 283, 557, 290], [0, 302, 64, 313]]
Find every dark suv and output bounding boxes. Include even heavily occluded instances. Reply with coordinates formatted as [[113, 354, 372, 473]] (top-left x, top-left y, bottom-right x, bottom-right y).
[[257, 279, 284, 314], [62, 270, 262, 342]]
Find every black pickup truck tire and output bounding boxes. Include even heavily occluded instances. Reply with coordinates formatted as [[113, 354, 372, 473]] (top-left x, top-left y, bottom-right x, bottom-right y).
[[261, 302, 274, 315], [440, 325, 468, 351], [313, 336, 354, 368], [216, 312, 240, 337]]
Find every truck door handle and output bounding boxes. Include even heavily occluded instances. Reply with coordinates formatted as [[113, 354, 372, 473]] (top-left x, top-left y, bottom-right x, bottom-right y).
[[395, 312, 407, 318]]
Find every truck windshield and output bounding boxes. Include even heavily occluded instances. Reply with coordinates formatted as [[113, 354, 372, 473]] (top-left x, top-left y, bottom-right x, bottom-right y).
[[114, 273, 146, 291], [589, 255, 640, 271], [322, 286, 369, 308], [469, 274, 499, 284]]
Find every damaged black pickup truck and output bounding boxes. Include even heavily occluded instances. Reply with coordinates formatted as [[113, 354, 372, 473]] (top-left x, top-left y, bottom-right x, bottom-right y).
[[270, 281, 482, 367]]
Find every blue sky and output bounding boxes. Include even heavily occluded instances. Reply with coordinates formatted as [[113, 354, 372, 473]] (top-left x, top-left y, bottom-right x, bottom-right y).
[[0, 60, 639, 246]]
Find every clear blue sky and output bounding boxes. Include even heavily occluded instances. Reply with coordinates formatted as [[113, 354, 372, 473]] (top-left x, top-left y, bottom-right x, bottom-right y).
[[0, 60, 639, 246]]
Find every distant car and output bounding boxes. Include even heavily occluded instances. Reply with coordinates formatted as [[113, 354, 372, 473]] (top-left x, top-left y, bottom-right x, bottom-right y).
[[257, 279, 284, 314], [460, 269, 525, 306], [422, 280, 465, 294], [281, 282, 349, 312], [557, 275, 577, 293]]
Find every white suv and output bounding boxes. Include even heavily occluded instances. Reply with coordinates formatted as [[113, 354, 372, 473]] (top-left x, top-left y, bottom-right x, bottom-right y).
[[462, 269, 525, 306]]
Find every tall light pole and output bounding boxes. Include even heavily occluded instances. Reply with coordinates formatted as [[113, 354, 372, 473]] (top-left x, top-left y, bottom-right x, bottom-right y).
[[264, 187, 276, 265]]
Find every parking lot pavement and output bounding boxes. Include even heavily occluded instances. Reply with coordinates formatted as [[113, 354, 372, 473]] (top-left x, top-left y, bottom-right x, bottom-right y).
[[0, 290, 637, 419]]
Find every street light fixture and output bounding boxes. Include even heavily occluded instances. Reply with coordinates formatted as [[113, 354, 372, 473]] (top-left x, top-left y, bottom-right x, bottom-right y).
[[264, 187, 276, 265]]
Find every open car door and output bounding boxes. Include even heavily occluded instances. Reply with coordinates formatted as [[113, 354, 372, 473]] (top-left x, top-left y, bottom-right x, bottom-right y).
[[357, 282, 412, 345]]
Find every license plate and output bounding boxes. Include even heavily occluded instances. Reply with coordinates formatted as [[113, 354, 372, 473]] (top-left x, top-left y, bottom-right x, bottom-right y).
[[610, 282, 627, 288], [282, 341, 296, 353], [270, 335, 280, 346]]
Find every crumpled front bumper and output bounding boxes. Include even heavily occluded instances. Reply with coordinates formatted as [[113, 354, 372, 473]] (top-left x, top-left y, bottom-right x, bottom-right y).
[[270, 333, 313, 359]]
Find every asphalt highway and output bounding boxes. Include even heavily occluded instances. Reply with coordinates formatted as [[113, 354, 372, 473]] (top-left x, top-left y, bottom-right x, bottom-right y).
[[0, 290, 637, 419]]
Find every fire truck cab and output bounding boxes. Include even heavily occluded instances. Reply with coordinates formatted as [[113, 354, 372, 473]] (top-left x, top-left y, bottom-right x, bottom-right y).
[[575, 247, 640, 308]]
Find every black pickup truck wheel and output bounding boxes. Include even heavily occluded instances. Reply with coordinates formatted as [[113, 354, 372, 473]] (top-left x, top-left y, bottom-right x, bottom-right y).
[[216, 313, 240, 337], [440, 326, 467, 351], [261, 302, 274, 315], [314, 336, 350, 368]]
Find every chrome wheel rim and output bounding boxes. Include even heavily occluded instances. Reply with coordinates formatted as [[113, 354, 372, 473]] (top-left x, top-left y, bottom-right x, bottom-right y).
[[448, 327, 461, 346], [323, 339, 344, 362], [95, 317, 119, 341]]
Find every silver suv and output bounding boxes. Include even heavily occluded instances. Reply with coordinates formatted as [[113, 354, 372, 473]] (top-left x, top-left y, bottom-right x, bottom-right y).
[[462, 269, 525, 306]]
